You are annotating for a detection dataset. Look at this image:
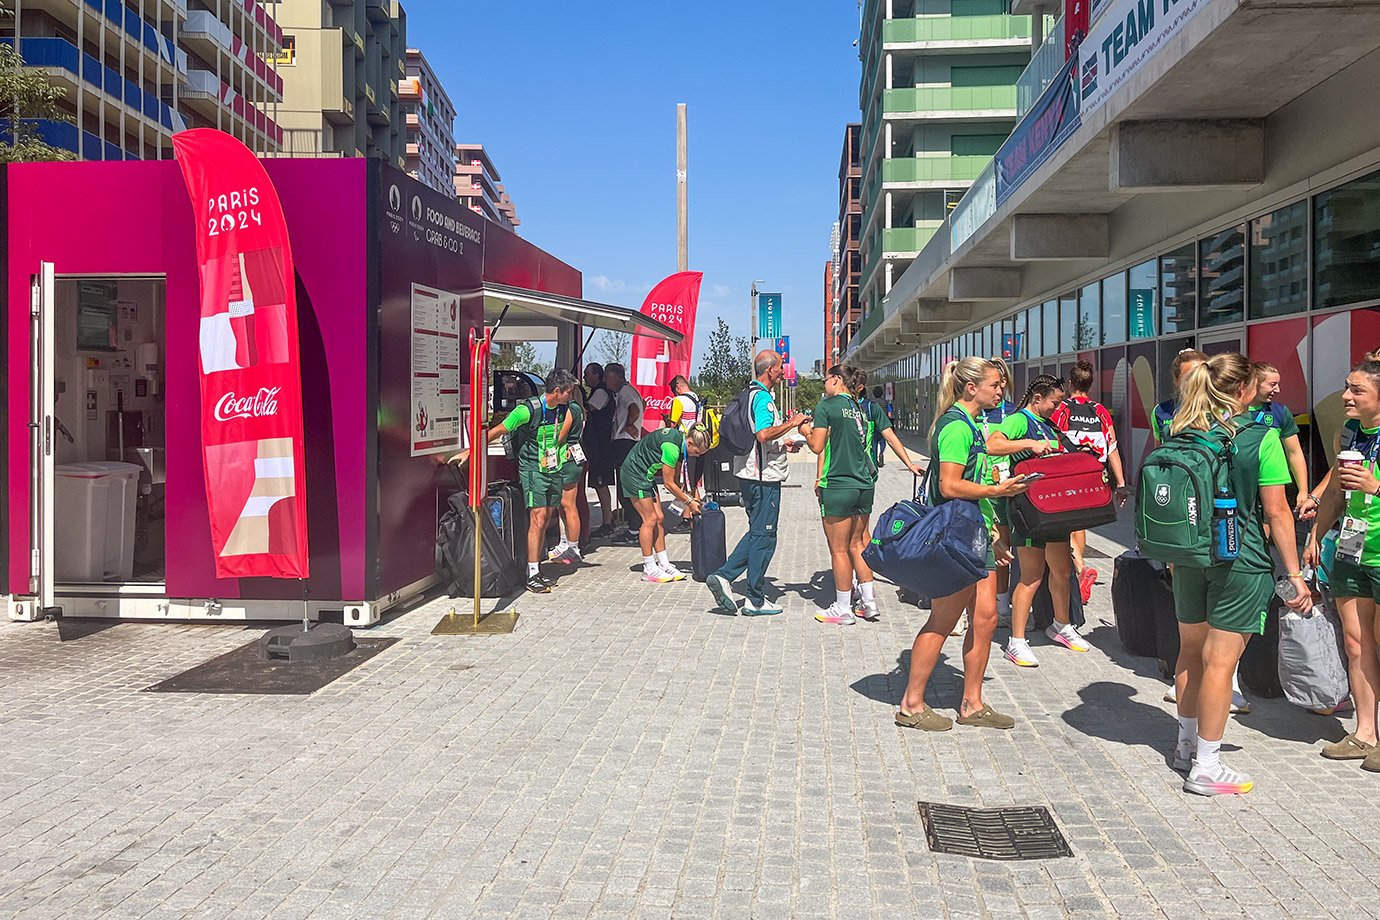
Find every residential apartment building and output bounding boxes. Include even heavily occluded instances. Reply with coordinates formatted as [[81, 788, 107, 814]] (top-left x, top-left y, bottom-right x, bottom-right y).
[[268, 0, 406, 165], [823, 254, 836, 372], [855, 0, 1031, 338], [2, 0, 285, 160], [454, 143, 519, 232], [400, 47, 455, 194], [832, 122, 862, 359], [845, 0, 1380, 489]]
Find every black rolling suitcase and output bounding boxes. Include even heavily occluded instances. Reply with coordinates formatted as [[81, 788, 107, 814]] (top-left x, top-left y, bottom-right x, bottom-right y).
[[701, 445, 742, 506], [1112, 550, 1170, 658], [690, 508, 728, 582], [1009, 552, 1085, 629]]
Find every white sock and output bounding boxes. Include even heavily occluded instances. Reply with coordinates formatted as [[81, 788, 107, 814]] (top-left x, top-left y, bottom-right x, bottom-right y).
[[655, 550, 670, 568], [527, 562, 539, 577], [643, 556, 658, 574], [1195, 736, 1221, 771], [836, 590, 851, 610], [858, 581, 875, 602], [1177, 716, 1198, 750]]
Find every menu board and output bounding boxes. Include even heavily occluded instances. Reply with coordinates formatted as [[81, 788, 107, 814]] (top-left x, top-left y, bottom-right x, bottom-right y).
[[410, 283, 462, 456]]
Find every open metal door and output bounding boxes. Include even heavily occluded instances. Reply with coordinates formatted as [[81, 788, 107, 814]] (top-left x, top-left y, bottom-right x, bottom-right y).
[[29, 262, 59, 618]]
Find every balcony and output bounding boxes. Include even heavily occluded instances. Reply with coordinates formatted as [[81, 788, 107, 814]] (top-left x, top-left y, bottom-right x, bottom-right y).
[[883, 14, 1031, 47], [180, 10, 284, 96], [5, 36, 175, 132], [0, 117, 130, 161], [883, 223, 942, 255], [1016, 16, 1065, 116], [884, 85, 1018, 117], [882, 154, 992, 185], [365, 0, 391, 23]]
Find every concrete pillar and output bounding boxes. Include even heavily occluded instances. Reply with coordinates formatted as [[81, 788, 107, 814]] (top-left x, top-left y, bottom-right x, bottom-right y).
[[886, 0, 893, 19], [885, 191, 893, 229], [884, 121, 892, 157], [885, 262, 893, 294], [1110, 120, 1265, 193], [949, 267, 1020, 302], [1032, 6, 1044, 52], [1009, 213, 1110, 261], [886, 53, 893, 91]]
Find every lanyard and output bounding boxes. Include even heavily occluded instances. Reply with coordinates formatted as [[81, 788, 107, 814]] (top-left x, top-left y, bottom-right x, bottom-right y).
[[847, 397, 868, 444], [1020, 408, 1059, 444]]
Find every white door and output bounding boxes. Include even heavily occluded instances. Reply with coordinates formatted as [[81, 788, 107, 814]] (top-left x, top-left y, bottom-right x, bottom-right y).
[[30, 262, 58, 616]]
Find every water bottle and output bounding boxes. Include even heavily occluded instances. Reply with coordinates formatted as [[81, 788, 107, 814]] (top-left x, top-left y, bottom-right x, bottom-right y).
[[1212, 491, 1240, 563]]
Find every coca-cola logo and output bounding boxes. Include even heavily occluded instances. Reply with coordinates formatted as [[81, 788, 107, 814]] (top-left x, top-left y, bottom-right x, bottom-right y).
[[645, 397, 674, 412], [215, 387, 281, 422]]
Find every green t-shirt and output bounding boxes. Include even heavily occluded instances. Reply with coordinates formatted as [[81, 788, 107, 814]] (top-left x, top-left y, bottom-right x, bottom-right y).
[[1221, 416, 1292, 574], [559, 401, 584, 464], [996, 409, 1063, 467], [928, 406, 994, 529], [863, 399, 893, 481], [814, 394, 876, 490], [502, 396, 564, 473], [1340, 424, 1380, 565], [1248, 402, 1300, 440], [620, 428, 685, 490]]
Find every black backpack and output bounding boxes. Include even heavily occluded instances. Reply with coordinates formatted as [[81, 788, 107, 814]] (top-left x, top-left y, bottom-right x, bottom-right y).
[[719, 383, 761, 456]]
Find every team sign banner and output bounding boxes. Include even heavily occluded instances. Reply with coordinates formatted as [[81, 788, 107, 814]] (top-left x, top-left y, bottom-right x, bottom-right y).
[[1078, 0, 1207, 117], [172, 128, 309, 579], [631, 271, 703, 431]]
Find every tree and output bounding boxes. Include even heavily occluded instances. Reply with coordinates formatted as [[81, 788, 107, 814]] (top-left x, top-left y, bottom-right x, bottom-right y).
[[492, 341, 550, 378], [694, 317, 755, 405], [593, 331, 629, 369], [793, 376, 825, 412], [0, 37, 77, 163]]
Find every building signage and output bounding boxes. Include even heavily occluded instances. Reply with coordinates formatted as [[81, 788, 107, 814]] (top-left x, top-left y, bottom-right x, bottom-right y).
[[631, 271, 704, 431], [409, 284, 463, 456], [994, 54, 1081, 207], [1003, 333, 1024, 361], [1129, 288, 1156, 338], [1079, 0, 1208, 117], [774, 336, 791, 364], [757, 293, 782, 339]]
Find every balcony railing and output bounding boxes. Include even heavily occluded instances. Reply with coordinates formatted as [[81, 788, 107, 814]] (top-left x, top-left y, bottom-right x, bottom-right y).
[[5, 37, 175, 131], [1017, 16, 1065, 116], [882, 154, 992, 184], [883, 14, 1032, 45], [884, 85, 1018, 115], [883, 223, 942, 254]]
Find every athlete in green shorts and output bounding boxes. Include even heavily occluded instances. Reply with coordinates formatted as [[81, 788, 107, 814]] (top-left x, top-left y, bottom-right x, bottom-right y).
[[549, 396, 586, 566], [450, 368, 580, 594], [619, 426, 712, 583]]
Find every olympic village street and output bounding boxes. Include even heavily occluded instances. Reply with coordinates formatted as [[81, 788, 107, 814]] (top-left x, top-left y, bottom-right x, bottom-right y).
[[1, 448, 1376, 920]]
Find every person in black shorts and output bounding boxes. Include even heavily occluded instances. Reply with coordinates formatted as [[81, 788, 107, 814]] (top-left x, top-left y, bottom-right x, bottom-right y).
[[582, 362, 617, 535]]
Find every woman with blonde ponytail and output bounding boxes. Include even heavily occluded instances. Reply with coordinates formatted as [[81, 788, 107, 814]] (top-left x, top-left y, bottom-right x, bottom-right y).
[[896, 358, 1031, 732], [1164, 354, 1310, 796]]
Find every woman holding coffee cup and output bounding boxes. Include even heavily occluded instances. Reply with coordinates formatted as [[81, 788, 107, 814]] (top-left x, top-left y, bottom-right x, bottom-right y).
[[1308, 359, 1380, 770]]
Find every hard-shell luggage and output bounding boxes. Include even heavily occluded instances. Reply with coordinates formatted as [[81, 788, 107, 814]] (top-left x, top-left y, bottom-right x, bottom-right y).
[[690, 507, 728, 582], [701, 444, 742, 506], [1008, 450, 1116, 542], [1112, 550, 1171, 658]]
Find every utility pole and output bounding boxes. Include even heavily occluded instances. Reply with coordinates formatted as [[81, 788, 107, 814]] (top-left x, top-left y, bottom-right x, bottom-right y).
[[676, 103, 688, 273]]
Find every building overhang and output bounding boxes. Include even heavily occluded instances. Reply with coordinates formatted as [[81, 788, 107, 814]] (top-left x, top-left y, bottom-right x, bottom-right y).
[[482, 283, 684, 343]]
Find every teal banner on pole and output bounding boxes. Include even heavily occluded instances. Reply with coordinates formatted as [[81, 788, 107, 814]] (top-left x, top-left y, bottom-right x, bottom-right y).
[[1129, 288, 1156, 338], [757, 293, 782, 338]]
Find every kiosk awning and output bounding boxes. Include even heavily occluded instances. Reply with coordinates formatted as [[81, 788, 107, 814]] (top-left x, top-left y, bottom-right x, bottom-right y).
[[481, 283, 684, 344]]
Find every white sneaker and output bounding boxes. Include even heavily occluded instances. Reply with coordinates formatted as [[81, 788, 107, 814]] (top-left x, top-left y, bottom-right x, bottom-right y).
[[1184, 760, 1254, 796], [642, 568, 675, 584], [1004, 638, 1040, 668], [1171, 741, 1194, 772], [815, 604, 857, 626], [856, 600, 880, 622], [659, 564, 688, 582], [1045, 623, 1091, 652], [1231, 690, 1251, 715], [1163, 685, 1178, 704], [950, 612, 969, 636]]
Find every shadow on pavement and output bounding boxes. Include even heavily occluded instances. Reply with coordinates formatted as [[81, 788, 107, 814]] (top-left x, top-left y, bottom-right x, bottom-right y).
[[770, 569, 834, 606], [850, 648, 966, 711], [1062, 680, 1177, 751], [1238, 700, 1345, 745]]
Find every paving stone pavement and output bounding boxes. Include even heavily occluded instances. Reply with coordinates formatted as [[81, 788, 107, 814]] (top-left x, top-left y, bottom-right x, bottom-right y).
[[2, 451, 1378, 919]]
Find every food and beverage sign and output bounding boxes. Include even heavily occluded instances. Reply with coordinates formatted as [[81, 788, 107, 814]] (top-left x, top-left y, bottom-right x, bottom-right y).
[[172, 128, 309, 579]]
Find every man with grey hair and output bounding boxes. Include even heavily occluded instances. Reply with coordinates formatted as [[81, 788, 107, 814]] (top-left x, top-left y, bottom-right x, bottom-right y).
[[605, 362, 645, 543], [706, 350, 808, 615], [451, 368, 580, 594]]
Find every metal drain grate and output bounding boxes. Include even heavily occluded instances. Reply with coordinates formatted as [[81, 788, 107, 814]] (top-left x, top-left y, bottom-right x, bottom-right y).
[[918, 802, 1072, 861]]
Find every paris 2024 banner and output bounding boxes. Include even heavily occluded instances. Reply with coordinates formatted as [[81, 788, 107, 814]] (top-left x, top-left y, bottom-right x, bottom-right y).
[[630, 271, 703, 431], [172, 128, 309, 579]]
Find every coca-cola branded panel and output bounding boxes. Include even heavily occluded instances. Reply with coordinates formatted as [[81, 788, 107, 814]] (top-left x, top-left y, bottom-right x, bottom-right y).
[[630, 272, 703, 431], [172, 129, 309, 579]]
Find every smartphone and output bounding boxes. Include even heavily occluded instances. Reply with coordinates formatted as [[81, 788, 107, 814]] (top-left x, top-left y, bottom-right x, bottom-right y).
[[1020, 472, 1046, 483]]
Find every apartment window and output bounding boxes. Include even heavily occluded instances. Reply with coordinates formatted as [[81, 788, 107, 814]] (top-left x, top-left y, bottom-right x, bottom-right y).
[[1011, 311, 1026, 362], [1026, 303, 1043, 359], [1078, 282, 1100, 353], [1128, 260, 1157, 339], [1160, 245, 1196, 333], [1314, 168, 1380, 310], [1102, 272, 1127, 345], [1042, 300, 1058, 356], [951, 134, 1006, 157], [1199, 224, 1246, 327], [951, 65, 1026, 87], [1059, 294, 1076, 353], [952, 0, 1008, 13], [1249, 200, 1308, 318]]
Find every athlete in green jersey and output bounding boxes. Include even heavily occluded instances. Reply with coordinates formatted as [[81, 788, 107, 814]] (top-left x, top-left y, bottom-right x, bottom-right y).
[[450, 369, 581, 594], [619, 427, 712, 583], [549, 397, 586, 565]]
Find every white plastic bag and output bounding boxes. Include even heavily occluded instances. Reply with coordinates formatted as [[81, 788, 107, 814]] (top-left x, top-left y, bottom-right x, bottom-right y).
[[1277, 591, 1350, 712]]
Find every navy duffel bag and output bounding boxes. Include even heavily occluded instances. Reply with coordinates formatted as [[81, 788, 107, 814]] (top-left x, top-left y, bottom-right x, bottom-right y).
[[862, 498, 990, 600]]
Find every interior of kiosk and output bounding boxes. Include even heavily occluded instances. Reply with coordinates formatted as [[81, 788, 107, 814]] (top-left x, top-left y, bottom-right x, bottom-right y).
[[50, 275, 167, 589]]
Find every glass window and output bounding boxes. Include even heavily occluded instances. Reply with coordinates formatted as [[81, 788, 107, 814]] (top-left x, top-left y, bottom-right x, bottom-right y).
[[1128, 259, 1157, 338], [1001, 316, 1015, 360], [1160, 245, 1195, 333], [1102, 272, 1127, 344], [1042, 300, 1058, 355], [1315, 169, 1380, 310], [1026, 304, 1042, 358], [1078, 282, 1100, 354], [1059, 294, 1076, 353], [1011, 311, 1026, 361], [1199, 224, 1246, 327], [1249, 200, 1308, 318]]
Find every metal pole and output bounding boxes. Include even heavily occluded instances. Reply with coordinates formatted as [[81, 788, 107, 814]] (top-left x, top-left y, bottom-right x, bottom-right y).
[[676, 103, 688, 273], [750, 281, 758, 346], [473, 505, 482, 629]]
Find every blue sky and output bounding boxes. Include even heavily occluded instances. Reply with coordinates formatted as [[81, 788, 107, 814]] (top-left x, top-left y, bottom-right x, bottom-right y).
[[408, 1, 862, 372]]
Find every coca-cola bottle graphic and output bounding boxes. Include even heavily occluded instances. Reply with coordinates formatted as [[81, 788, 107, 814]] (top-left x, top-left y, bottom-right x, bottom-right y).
[[227, 253, 259, 368]]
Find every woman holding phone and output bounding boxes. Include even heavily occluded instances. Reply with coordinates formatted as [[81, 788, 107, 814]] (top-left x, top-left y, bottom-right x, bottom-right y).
[[895, 357, 1030, 731]]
